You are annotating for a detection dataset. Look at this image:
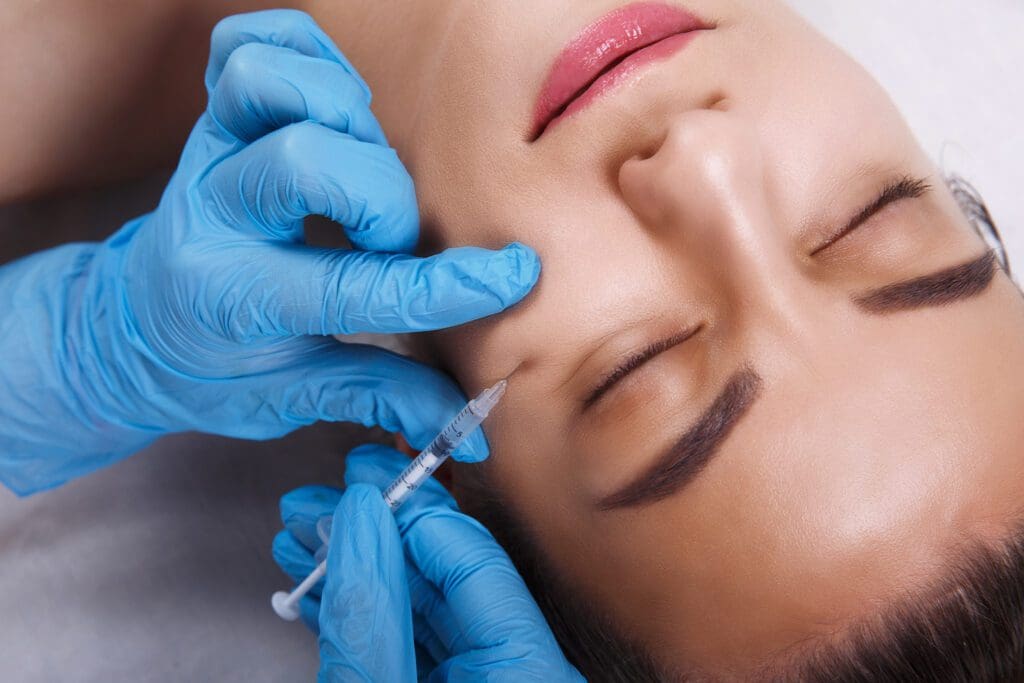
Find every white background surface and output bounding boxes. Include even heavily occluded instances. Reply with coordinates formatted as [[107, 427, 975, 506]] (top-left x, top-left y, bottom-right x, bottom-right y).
[[0, 2, 1021, 681], [791, 0, 1023, 264]]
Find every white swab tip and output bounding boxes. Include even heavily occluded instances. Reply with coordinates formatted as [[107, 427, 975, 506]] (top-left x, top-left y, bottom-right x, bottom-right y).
[[272, 591, 301, 621]]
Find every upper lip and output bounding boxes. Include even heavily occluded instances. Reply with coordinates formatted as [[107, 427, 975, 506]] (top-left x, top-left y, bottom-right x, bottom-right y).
[[530, 2, 709, 140]]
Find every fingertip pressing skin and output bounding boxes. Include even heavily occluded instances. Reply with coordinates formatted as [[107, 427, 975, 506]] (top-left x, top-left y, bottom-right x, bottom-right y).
[[317, 483, 416, 680], [434, 244, 541, 315], [501, 242, 543, 302]]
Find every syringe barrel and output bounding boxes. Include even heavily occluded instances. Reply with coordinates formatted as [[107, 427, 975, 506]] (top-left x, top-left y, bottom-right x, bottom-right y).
[[381, 402, 486, 509], [431, 402, 487, 455]]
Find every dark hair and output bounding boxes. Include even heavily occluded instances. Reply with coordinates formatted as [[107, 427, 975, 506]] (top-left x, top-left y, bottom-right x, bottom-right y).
[[461, 471, 1024, 682], [786, 532, 1024, 682], [457, 179, 1021, 681], [947, 174, 1011, 277]]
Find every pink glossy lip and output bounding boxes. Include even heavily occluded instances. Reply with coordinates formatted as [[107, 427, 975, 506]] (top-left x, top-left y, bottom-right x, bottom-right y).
[[531, 2, 710, 141]]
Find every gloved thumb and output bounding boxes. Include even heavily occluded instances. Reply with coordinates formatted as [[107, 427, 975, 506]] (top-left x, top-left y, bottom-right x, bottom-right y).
[[317, 484, 417, 683]]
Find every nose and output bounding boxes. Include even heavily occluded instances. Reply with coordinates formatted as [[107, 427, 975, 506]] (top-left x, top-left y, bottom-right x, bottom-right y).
[[617, 109, 814, 341]]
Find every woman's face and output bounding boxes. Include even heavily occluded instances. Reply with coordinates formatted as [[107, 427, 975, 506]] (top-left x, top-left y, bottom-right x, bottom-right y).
[[312, 0, 1024, 674]]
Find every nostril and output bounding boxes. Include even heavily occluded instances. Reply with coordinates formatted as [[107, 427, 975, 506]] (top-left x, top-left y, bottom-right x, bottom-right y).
[[627, 131, 668, 166], [617, 155, 669, 229], [603, 136, 662, 192], [705, 91, 730, 111], [634, 138, 663, 163], [617, 108, 766, 236]]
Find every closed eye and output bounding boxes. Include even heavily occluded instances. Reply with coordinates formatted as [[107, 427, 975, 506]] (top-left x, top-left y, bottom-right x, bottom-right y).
[[811, 175, 932, 257], [583, 325, 703, 411]]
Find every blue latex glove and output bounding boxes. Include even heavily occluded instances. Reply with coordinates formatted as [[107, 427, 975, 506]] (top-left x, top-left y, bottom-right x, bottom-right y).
[[273, 445, 584, 682], [0, 10, 539, 495]]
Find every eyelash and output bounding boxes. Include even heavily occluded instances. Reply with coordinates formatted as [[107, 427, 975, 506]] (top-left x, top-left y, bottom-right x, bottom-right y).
[[813, 175, 932, 255], [873, 176, 932, 209], [584, 325, 703, 410]]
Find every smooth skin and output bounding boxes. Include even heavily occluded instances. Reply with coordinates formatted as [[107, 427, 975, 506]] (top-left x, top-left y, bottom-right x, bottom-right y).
[[295, 0, 1024, 677]]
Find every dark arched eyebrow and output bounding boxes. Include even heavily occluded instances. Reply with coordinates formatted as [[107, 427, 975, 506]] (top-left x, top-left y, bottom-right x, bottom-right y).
[[598, 367, 763, 511], [854, 250, 998, 314]]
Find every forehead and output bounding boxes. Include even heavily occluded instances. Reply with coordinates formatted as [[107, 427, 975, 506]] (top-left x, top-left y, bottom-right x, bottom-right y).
[[509, 273, 1024, 669]]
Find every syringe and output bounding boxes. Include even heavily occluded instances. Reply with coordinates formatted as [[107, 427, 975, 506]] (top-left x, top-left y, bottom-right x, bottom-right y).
[[271, 378, 508, 621]]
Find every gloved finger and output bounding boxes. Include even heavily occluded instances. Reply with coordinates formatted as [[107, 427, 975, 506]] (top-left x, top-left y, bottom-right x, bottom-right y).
[[205, 9, 370, 101], [269, 349, 492, 462], [398, 503, 555, 655], [210, 43, 386, 145], [223, 240, 538, 337], [408, 563, 467, 655], [305, 450, 465, 660], [271, 530, 325, 598], [205, 121, 416, 251], [318, 484, 416, 681], [344, 444, 457, 495], [412, 610, 450, 670], [299, 595, 321, 635], [197, 341, 492, 461], [279, 485, 343, 552], [344, 445, 471, 653]]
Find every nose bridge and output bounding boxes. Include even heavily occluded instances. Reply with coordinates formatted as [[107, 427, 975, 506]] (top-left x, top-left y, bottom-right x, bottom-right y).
[[618, 109, 813, 341]]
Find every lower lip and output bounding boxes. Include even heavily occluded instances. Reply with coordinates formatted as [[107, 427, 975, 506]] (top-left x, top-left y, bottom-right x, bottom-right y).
[[540, 30, 705, 137]]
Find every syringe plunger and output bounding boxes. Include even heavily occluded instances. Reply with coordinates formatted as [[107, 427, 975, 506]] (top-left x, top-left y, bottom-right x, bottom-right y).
[[271, 378, 508, 621]]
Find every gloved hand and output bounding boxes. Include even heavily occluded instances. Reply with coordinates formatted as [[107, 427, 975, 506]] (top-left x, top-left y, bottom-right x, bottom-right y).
[[0, 10, 539, 495], [273, 445, 584, 682]]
